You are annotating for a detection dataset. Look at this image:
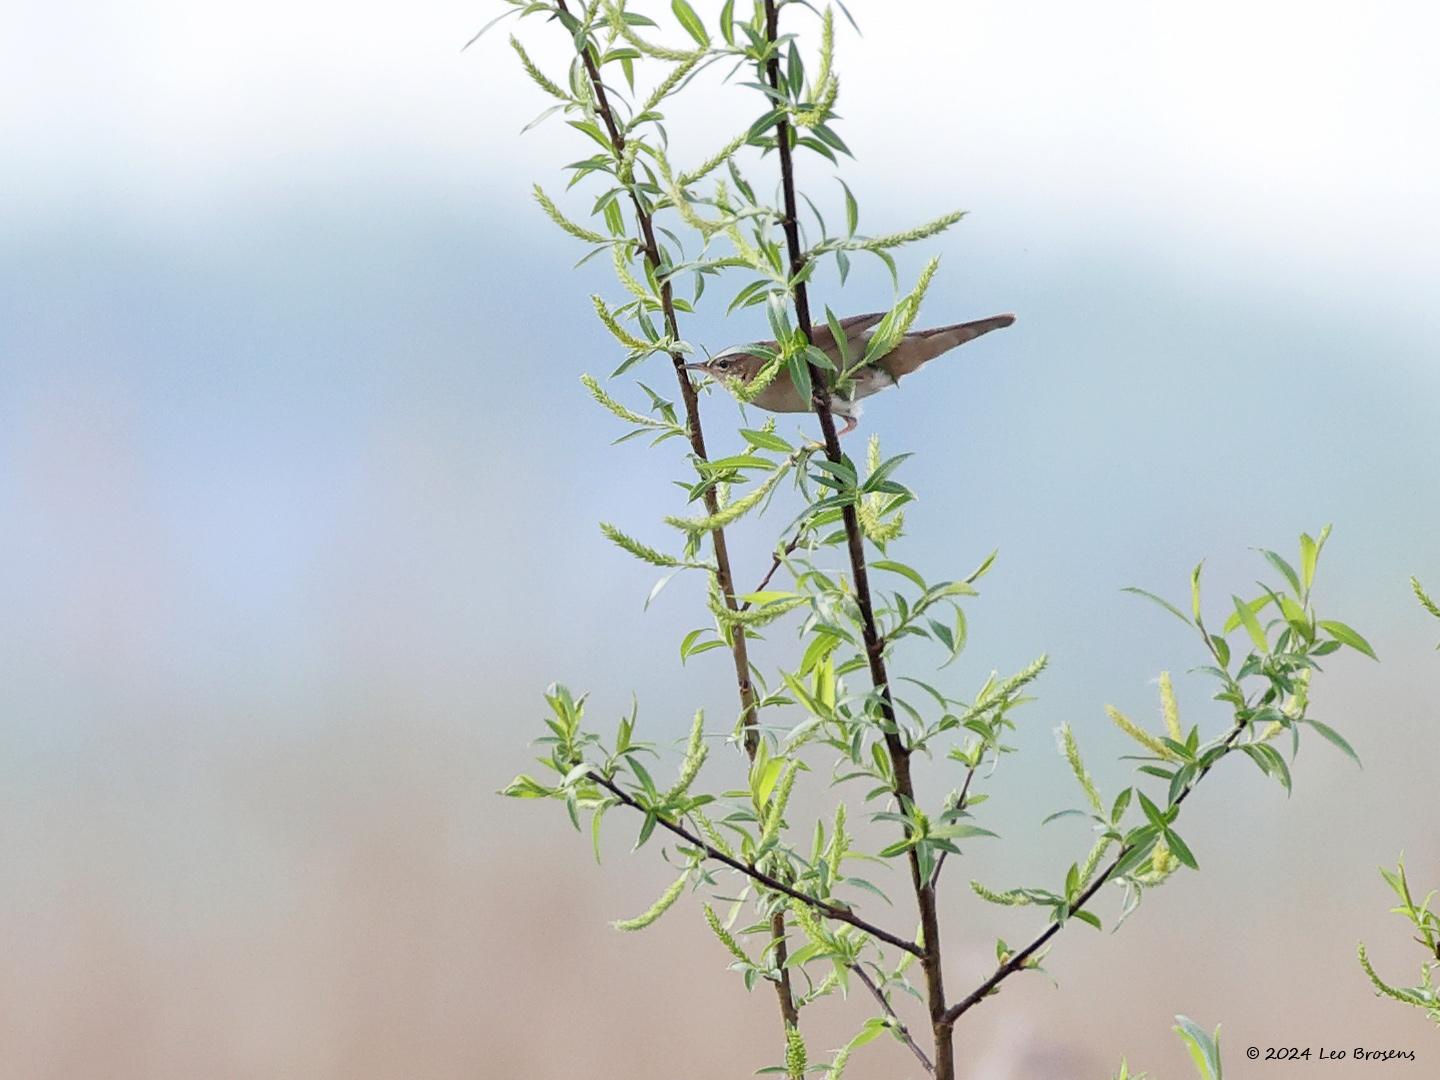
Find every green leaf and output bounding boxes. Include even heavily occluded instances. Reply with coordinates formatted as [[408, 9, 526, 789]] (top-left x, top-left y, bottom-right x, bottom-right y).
[[840, 179, 858, 236], [1122, 586, 1191, 626], [1136, 791, 1166, 828], [628, 757, 658, 797], [1232, 594, 1269, 654], [753, 757, 785, 809], [1162, 827, 1199, 869], [1223, 594, 1274, 634], [1241, 743, 1291, 795], [1305, 718, 1362, 767], [1111, 831, 1159, 878], [1172, 1015, 1223, 1080], [786, 352, 813, 403], [670, 0, 709, 46], [1317, 619, 1378, 660], [718, 0, 735, 44], [1299, 525, 1330, 595], [1110, 787, 1133, 824], [592, 801, 609, 863], [462, 6, 520, 50], [872, 559, 926, 591], [1261, 549, 1303, 596], [739, 427, 794, 453], [930, 823, 999, 841], [502, 773, 552, 799]]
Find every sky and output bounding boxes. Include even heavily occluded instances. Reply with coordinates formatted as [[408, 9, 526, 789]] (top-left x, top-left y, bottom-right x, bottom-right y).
[[2, 2, 1438, 1078]]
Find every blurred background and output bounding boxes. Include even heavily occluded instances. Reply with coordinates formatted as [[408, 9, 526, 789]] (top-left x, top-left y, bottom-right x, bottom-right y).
[[2, 1, 1437, 1076]]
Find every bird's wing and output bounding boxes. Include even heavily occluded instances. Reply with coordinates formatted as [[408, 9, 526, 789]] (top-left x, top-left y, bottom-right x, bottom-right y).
[[746, 311, 886, 363], [877, 313, 1015, 379], [811, 311, 886, 364]]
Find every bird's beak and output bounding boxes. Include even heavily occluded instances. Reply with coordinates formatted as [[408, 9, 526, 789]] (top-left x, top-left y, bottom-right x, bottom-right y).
[[681, 361, 709, 372]]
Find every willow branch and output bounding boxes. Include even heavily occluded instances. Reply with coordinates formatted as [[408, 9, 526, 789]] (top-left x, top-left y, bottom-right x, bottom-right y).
[[554, 0, 761, 754], [741, 527, 808, 609], [759, 2, 952, 1071], [940, 721, 1249, 1025], [852, 964, 935, 1075], [927, 763, 979, 890], [551, 0, 797, 1027], [591, 771, 924, 957]]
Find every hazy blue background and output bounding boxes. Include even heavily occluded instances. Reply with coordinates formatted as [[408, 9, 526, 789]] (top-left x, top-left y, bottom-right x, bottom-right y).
[[2, 1, 1437, 1077]]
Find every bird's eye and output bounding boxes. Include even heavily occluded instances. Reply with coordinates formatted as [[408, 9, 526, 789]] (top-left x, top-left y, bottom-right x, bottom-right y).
[[715, 358, 731, 371]]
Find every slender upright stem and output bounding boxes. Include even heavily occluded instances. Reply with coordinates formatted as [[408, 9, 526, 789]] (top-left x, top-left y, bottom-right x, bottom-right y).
[[553, 0, 795, 1027], [760, 3, 951, 1075]]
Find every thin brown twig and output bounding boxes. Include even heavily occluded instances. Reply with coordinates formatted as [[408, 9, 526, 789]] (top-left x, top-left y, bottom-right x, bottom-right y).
[[591, 771, 924, 957], [551, 0, 798, 1026], [852, 964, 935, 1075], [939, 721, 1250, 1025], [741, 528, 809, 609], [927, 763, 979, 891], [759, 3, 953, 1073]]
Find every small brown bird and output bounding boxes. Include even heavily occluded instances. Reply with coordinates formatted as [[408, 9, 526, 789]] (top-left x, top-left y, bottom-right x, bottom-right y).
[[684, 311, 1015, 434]]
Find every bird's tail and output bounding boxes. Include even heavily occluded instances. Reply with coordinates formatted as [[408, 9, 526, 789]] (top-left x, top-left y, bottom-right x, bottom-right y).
[[864, 311, 1013, 377], [883, 313, 1016, 378], [918, 313, 1016, 356]]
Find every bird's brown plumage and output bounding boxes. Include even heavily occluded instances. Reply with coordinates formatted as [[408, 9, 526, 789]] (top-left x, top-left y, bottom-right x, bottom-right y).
[[687, 312, 1015, 429]]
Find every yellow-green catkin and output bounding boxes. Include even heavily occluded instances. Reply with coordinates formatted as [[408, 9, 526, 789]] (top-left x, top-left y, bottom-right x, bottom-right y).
[[728, 353, 785, 402], [591, 294, 649, 350], [665, 462, 789, 535], [680, 131, 747, 186], [1412, 576, 1440, 620], [1158, 671, 1182, 741], [862, 210, 966, 252], [655, 150, 723, 235], [616, 139, 639, 185], [1078, 835, 1113, 888], [1283, 668, 1311, 718], [581, 374, 671, 430], [599, 521, 687, 568], [533, 184, 608, 244], [1058, 723, 1103, 814], [793, 8, 836, 127], [708, 587, 806, 629], [1139, 836, 1179, 883], [1356, 943, 1425, 1006], [605, 1, 704, 62], [703, 903, 753, 966], [788, 898, 828, 949], [1106, 704, 1180, 761], [509, 36, 571, 101], [613, 869, 689, 931], [691, 807, 735, 859], [664, 710, 708, 800], [810, 968, 840, 999], [970, 880, 1034, 906], [636, 52, 702, 118], [826, 802, 847, 880], [857, 435, 904, 543], [1263, 669, 1312, 740], [892, 257, 940, 339], [784, 1025, 808, 1080], [759, 761, 800, 848], [611, 244, 653, 301]]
